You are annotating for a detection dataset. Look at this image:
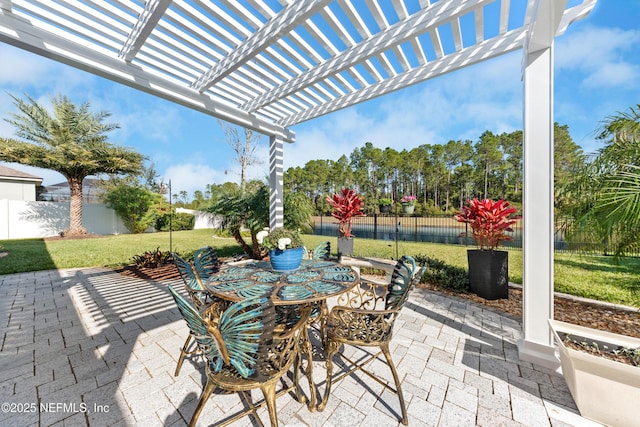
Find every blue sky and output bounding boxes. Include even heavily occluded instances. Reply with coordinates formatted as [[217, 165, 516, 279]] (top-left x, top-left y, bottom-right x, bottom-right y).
[[0, 1, 638, 198]]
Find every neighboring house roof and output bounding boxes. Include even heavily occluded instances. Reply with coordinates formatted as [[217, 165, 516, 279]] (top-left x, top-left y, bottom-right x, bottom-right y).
[[46, 178, 101, 191], [0, 165, 43, 184], [43, 178, 104, 203]]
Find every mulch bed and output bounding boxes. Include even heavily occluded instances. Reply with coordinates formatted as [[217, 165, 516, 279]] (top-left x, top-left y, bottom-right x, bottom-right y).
[[418, 283, 640, 339], [116, 264, 181, 282]]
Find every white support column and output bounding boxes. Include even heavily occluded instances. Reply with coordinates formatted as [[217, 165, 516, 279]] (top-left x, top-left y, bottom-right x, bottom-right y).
[[268, 134, 284, 231], [519, 42, 559, 368]]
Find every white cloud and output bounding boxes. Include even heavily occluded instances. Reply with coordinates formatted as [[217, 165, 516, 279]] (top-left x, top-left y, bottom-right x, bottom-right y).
[[555, 25, 640, 89], [162, 163, 228, 197], [0, 45, 55, 85]]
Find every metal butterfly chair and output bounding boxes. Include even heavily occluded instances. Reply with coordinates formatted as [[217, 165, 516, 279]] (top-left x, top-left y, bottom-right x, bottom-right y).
[[168, 286, 310, 427], [171, 252, 221, 376], [318, 255, 425, 425], [193, 246, 221, 281], [310, 241, 331, 260]]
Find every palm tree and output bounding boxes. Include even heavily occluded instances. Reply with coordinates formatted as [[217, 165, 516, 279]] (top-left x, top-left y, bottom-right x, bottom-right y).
[[591, 105, 640, 256], [560, 105, 640, 257], [0, 94, 145, 236], [208, 182, 313, 259]]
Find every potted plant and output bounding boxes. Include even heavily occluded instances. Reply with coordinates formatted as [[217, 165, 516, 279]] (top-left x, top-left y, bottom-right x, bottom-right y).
[[256, 227, 305, 272], [454, 198, 518, 300], [326, 188, 365, 257], [548, 319, 640, 426], [378, 197, 393, 214], [400, 195, 416, 214]]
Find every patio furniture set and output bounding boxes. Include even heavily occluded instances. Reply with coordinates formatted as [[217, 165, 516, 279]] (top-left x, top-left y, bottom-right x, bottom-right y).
[[168, 245, 425, 426]]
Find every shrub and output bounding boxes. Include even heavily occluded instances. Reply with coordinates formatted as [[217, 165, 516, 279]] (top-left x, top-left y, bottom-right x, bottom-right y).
[[103, 185, 161, 233], [131, 247, 172, 268], [454, 198, 519, 250], [326, 188, 365, 238], [414, 254, 469, 293], [155, 212, 195, 231]]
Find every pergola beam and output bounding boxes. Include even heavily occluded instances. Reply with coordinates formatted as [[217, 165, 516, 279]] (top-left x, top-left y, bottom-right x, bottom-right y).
[[191, 0, 332, 93], [0, 0, 11, 12]]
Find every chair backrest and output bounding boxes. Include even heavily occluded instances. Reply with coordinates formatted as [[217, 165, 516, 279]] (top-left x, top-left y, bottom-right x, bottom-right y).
[[194, 246, 221, 281], [311, 241, 331, 260], [168, 285, 276, 378], [172, 252, 203, 290], [172, 252, 210, 309], [385, 255, 420, 311]]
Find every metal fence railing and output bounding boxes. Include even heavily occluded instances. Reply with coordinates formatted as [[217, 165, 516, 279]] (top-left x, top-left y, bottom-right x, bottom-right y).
[[311, 214, 636, 256]]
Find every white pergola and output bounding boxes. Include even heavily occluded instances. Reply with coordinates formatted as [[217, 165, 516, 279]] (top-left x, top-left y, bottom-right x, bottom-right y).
[[0, 0, 597, 367]]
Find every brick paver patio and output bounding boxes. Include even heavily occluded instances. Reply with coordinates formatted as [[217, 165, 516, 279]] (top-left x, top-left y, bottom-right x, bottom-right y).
[[0, 267, 600, 426]]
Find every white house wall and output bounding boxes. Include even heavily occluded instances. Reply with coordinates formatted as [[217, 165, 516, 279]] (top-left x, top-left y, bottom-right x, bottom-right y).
[[0, 180, 37, 201]]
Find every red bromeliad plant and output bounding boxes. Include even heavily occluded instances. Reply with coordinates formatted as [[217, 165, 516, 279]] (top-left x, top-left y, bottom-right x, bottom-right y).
[[326, 188, 365, 238], [454, 199, 519, 250]]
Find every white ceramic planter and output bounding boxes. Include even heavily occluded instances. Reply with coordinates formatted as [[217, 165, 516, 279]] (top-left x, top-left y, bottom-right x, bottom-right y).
[[549, 319, 640, 427]]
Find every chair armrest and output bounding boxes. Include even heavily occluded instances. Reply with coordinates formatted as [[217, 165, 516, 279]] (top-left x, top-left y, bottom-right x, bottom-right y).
[[340, 256, 397, 284], [327, 305, 398, 342], [274, 305, 312, 339]]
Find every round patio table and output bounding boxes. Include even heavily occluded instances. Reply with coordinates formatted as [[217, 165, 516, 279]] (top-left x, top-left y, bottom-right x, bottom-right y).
[[205, 259, 359, 305]]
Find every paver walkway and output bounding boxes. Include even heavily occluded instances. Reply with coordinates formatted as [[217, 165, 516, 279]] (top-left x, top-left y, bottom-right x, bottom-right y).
[[0, 267, 601, 426]]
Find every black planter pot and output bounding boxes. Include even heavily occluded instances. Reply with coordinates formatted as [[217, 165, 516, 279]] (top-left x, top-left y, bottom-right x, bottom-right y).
[[467, 249, 508, 300], [379, 204, 392, 214], [337, 237, 354, 257]]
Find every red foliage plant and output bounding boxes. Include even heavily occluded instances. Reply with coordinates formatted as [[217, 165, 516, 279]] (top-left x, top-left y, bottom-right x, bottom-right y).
[[326, 188, 365, 238], [454, 199, 519, 250]]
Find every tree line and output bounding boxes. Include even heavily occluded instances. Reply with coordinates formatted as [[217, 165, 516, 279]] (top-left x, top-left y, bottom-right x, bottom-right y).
[[283, 123, 583, 215]]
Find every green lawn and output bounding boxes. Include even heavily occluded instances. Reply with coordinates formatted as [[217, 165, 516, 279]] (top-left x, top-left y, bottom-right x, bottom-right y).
[[1, 230, 638, 308]]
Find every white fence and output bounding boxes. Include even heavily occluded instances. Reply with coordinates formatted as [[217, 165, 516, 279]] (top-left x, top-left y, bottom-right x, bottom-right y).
[[175, 207, 222, 229], [0, 200, 222, 240], [0, 200, 128, 239]]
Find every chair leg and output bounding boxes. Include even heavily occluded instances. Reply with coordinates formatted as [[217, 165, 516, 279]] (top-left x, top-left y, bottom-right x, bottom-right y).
[[293, 353, 307, 405], [317, 339, 340, 411], [189, 378, 214, 427], [260, 381, 279, 427], [239, 391, 265, 427], [175, 334, 192, 376], [381, 343, 408, 426]]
